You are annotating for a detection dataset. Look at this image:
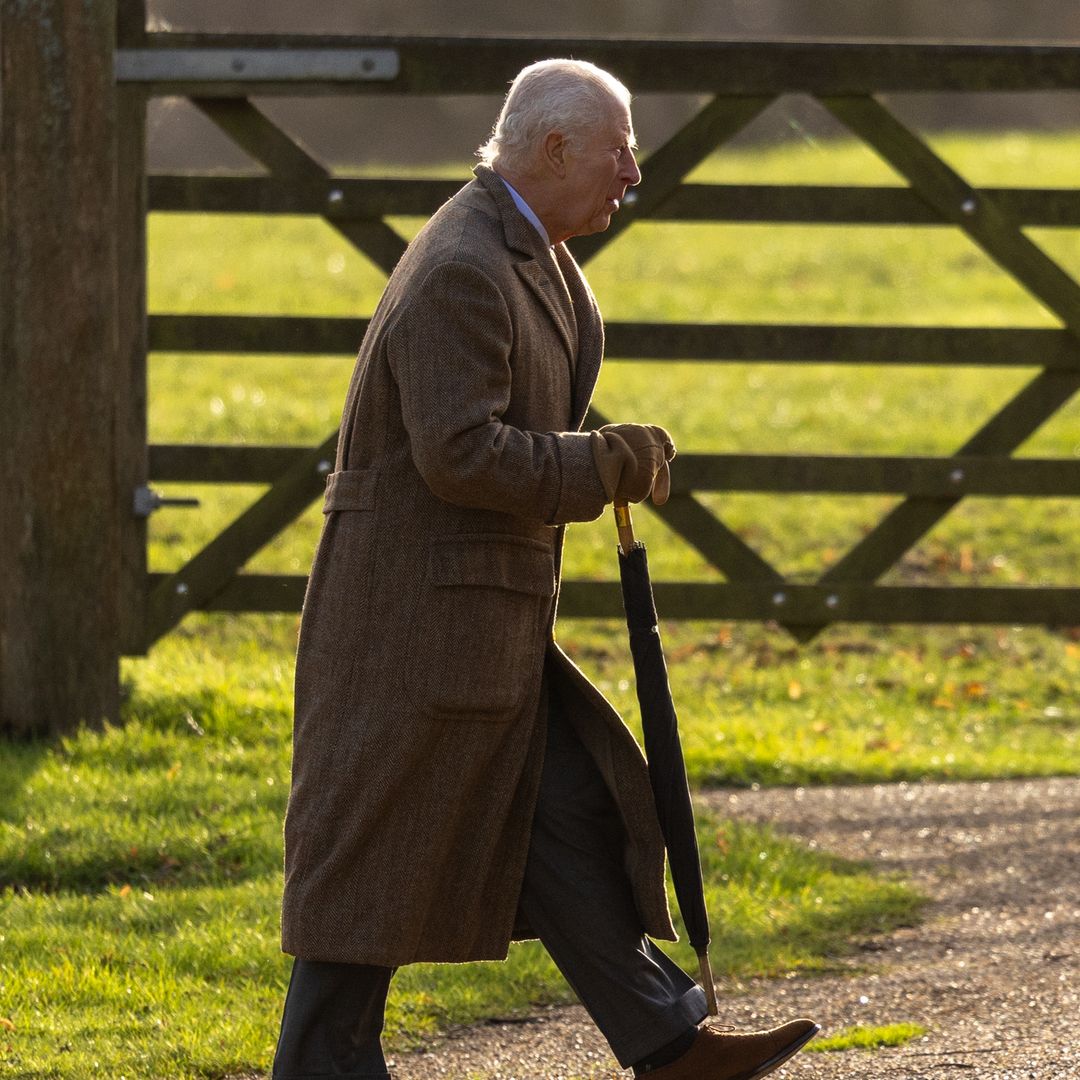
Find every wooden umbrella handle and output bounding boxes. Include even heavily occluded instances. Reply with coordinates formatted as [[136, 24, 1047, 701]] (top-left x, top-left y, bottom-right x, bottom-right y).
[[614, 501, 636, 553]]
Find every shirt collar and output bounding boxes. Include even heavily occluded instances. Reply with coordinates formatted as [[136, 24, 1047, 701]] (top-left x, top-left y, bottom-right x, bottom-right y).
[[498, 176, 551, 248]]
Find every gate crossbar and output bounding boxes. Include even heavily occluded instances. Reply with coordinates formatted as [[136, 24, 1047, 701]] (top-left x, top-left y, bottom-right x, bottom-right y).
[[131, 36, 1080, 647]]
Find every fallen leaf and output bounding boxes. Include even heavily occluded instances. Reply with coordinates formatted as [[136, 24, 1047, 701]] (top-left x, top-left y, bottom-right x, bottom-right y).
[[0, 1018, 14, 1032], [787, 680, 803, 701], [959, 544, 975, 574], [865, 737, 903, 753], [118, 884, 132, 898]]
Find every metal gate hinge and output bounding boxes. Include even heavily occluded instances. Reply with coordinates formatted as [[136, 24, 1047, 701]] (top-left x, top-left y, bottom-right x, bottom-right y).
[[133, 485, 201, 518]]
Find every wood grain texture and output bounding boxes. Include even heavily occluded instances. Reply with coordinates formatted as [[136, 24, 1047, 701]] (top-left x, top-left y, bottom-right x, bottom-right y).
[[0, 0, 122, 734]]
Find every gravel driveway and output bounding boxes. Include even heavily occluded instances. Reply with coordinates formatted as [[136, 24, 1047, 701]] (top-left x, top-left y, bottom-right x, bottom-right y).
[[392, 776, 1079, 1079]]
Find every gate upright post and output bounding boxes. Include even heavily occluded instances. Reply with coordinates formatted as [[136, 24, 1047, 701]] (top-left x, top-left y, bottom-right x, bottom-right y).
[[117, 0, 149, 656], [0, 0, 122, 735]]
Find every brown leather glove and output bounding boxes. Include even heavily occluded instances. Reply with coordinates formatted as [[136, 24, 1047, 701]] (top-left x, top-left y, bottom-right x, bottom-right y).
[[589, 423, 676, 506]]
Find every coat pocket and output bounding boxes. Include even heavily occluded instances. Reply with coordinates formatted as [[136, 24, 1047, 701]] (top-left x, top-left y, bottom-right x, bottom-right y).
[[405, 534, 555, 721]]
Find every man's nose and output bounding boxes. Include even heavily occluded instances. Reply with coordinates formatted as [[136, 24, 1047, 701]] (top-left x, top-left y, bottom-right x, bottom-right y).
[[622, 148, 642, 187]]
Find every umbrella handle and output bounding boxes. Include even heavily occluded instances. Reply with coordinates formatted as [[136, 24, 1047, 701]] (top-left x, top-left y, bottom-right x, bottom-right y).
[[614, 501, 636, 554], [697, 947, 719, 1016]]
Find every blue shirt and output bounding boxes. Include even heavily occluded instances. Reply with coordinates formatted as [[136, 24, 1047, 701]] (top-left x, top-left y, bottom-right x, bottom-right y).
[[499, 176, 551, 248]]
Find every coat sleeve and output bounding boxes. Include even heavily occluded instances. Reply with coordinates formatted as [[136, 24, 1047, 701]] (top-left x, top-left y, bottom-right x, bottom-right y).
[[386, 259, 608, 525]]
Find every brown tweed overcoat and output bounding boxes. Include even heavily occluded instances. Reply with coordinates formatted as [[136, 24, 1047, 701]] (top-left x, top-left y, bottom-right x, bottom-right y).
[[281, 165, 674, 966]]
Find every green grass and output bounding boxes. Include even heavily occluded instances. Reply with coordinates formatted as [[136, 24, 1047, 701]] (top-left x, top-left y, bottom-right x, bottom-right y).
[[0, 679, 922, 1076], [809, 1022, 929, 1052], [566, 618, 1080, 786], [4, 129, 1080, 1077]]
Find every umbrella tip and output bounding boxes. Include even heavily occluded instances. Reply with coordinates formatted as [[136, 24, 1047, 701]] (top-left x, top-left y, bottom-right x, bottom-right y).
[[697, 949, 719, 1016]]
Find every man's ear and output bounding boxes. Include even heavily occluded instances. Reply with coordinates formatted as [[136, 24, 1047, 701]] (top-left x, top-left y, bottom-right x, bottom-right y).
[[542, 131, 568, 178]]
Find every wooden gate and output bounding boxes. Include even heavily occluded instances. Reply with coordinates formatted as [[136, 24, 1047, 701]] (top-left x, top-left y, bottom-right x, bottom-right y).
[[117, 30, 1080, 652]]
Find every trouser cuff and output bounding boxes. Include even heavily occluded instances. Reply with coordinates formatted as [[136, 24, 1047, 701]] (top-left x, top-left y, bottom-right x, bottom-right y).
[[607, 984, 709, 1068]]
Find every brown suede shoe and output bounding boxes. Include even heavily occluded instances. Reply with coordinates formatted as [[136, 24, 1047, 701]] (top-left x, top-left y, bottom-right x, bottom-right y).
[[639, 1018, 820, 1080]]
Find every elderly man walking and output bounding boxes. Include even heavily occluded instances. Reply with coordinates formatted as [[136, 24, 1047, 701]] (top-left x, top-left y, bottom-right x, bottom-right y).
[[273, 59, 818, 1080]]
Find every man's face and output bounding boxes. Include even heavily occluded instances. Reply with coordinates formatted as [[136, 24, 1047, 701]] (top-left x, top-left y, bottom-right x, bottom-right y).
[[560, 100, 641, 240]]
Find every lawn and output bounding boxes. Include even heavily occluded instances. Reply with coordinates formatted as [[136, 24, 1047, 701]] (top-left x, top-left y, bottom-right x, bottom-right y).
[[2, 129, 1079, 1078], [0, 673, 921, 1074]]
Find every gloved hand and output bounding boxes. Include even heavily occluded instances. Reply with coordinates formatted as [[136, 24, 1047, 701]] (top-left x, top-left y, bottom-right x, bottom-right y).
[[589, 423, 676, 506]]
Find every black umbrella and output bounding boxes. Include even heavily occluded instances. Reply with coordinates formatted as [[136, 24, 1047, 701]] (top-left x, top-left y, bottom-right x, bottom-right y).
[[615, 502, 718, 1016]]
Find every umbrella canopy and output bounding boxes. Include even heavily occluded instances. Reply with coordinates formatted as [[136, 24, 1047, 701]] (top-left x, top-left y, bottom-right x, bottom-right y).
[[615, 503, 718, 1015]]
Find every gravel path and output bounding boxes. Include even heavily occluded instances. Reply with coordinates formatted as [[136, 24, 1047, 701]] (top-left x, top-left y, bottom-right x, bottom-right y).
[[391, 776, 1080, 1079]]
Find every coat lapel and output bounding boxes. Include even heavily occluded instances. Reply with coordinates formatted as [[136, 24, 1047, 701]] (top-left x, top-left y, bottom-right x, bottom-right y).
[[473, 166, 578, 367], [471, 166, 604, 430], [555, 243, 604, 429], [513, 259, 577, 362]]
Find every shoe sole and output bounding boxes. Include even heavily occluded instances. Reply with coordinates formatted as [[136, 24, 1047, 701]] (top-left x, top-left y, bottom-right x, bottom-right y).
[[733, 1023, 822, 1080]]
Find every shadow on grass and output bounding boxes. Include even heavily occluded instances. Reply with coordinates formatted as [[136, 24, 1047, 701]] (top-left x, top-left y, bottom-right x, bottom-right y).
[[0, 739, 49, 821], [0, 684, 289, 896], [675, 816, 927, 980], [0, 829, 281, 895]]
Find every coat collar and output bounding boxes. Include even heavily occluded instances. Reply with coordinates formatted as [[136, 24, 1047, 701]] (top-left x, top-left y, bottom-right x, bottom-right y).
[[471, 165, 605, 429], [473, 164, 550, 259], [472, 165, 577, 362]]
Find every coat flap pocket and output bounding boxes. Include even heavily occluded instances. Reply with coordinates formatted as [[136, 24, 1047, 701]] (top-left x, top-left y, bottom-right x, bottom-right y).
[[323, 469, 378, 513], [429, 536, 555, 596]]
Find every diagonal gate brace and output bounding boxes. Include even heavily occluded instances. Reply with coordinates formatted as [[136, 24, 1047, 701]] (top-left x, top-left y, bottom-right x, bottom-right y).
[[144, 430, 339, 647]]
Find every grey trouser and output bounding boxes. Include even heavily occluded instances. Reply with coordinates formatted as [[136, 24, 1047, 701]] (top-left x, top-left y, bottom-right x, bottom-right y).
[[273, 684, 706, 1078]]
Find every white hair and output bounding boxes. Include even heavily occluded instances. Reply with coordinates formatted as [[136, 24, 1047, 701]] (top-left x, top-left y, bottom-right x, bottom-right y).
[[477, 59, 633, 172]]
